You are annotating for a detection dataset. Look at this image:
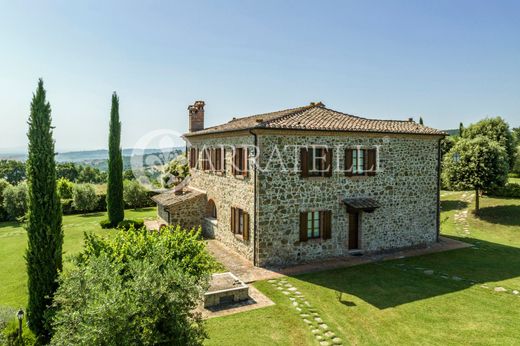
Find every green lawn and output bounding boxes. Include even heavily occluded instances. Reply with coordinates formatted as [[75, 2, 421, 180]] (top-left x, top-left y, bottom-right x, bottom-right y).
[[205, 193, 520, 345], [509, 176, 520, 184], [0, 208, 156, 308]]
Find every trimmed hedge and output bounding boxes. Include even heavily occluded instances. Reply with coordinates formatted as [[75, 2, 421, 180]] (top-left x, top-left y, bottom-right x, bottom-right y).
[[487, 183, 520, 198], [61, 191, 158, 216], [100, 218, 145, 230]]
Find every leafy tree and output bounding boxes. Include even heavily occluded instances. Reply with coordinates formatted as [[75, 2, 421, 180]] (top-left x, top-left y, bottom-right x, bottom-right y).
[[123, 180, 148, 209], [419, 117, 424, 125], [163, 155, 190, 188], [2, 182, 28, 220], [0, 160, 26, 185], [440, 136, 457, 160], [57, 177, 74, 199], [51, 226, 216, 345], [0, 179, 10, 221], [107, 92, 124, 225], [56, 162, 80, 182], [25, 79, 63, 339], [123, 169, 135, 181], [443, 136, 508, 213], [462, 117, 516, 169], [72, 184, 98, 214], [77, 165, 105, 184]]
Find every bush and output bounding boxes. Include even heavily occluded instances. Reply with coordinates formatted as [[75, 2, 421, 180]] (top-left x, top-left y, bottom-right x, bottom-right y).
[[51, 226, 217, 345], [2, 182, 28, 220], [72, 184, 98, 213], [99, 219, 114, 229], [117, 219, 145, 231], [487, 183, 520, 198], [123, 180, 149, 209], [0, 307, 37, 346], [57, 177, 74, 199], [0, 179, 10, 221]]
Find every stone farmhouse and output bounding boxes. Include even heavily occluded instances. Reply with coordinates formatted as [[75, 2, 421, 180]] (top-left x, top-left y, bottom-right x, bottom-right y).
[[153, 101, 445, 267]]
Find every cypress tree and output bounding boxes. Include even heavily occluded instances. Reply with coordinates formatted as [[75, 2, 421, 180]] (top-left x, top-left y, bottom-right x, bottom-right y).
[[419, 116, 424, 125], [107, 92, 124, 225], [459, 122, 464, 137], [26, 79, 63, 339]]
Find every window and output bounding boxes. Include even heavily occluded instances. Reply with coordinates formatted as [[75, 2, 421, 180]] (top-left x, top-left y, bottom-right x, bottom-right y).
[[345, 148, 376, 177], [207, 199, 217, 219], [232, 147, 248, 177], [189, 148, 198, 169], [230, 207, 249, 240], [201, 148, 211, 171], [212, 148, 224, 172], [299, 210, 331, 241], [300, 147, 332, 178]]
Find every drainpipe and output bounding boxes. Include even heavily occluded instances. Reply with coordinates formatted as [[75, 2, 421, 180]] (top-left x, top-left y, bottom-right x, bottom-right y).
[[436, 137, 442, 242], [249, 129, 259, 266]]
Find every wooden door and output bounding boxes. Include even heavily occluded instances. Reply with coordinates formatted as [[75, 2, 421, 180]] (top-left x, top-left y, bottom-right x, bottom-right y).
[[348, 212, 359, 250]]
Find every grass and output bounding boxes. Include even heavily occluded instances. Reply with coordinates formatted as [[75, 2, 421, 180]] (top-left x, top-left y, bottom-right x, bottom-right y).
[[205, 192, 520, 345], [0, 208, 156, 308]]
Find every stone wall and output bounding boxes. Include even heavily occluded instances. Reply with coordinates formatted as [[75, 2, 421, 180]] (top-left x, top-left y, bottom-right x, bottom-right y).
[[163, 193, 207, 231], [256, 133, 440, 266], [187, 134, 256, 261]]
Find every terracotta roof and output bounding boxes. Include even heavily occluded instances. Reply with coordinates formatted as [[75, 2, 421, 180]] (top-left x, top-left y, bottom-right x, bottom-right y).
[[184, 103, 445, 137], [152, 188, 206, 207]]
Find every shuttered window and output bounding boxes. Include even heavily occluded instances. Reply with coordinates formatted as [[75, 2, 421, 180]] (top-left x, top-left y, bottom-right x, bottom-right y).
[[345, 148, 377, 177], [299, 210, 332, 241], [210, 148, 225, 172], [189, 148, 198, 169], [232, 147, 248, 177], [201, 148, 211, 171], [300, 147, 332, 178], [230, 207, 250, 240]]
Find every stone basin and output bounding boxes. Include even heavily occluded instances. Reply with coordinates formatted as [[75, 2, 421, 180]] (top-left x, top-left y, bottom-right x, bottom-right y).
[[204, 272, 249, 308]]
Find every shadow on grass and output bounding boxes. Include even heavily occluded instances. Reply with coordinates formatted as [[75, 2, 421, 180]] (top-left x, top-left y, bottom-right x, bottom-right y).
[[293, 236, 520, 309], [440, 200, 469, 212], [79, 212, 104, 218], [476, 205, 520, 226]]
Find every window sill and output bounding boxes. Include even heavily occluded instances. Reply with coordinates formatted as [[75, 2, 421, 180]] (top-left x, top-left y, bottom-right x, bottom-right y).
[[300, 237, 327, 244], [233, 175, 248, 180]]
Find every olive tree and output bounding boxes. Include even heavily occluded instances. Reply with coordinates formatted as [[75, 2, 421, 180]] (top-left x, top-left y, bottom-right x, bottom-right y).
[[72, 184, 98, 214], [123, 180, 148, 209], [443, 136, 508, 213]]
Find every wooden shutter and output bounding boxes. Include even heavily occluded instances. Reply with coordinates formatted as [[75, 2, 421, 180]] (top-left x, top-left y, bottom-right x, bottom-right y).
[[221, 148, 226, 172], [232, 148, 237, 175], [230, 207, 236, 233], [345, 149, 353, 177], [321, 210, 332, 240], [243, 212, 250, 241], [300, 148, 309, 178], [362, 149, 368, 176], [242, 148, 248, 177], [325, 148, 333, 177], [367, 149, 376, 176], [299, 212, 308, 242]]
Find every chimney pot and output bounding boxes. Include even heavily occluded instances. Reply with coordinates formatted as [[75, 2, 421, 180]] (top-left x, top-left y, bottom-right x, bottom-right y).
[[188, 101, 205, 132]]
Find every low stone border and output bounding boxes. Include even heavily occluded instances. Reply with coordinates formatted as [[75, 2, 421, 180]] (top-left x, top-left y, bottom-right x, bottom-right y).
[[268, 278, 344, 346]]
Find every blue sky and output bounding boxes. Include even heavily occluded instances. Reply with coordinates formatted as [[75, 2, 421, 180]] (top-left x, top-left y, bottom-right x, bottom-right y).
[[0, 0, 518, 151]]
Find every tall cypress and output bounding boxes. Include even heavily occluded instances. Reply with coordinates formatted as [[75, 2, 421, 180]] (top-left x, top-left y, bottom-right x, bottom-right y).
[[107, 92, 124, 225], [26, 79, 63, 339]]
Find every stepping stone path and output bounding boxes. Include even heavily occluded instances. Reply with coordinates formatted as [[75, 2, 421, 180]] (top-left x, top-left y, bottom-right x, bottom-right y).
[[385, 262, 520, 298], [269, 278, 344, 345]]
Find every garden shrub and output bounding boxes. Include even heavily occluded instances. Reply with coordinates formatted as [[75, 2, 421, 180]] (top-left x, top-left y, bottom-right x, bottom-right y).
[[117, 219, 145, 231], [72, 184, 98, 213], [56, 178, 74, 199], [0, 179, 10, 221], [2, 182, 28, 220], [99, 219, 114, 229], [487, 183, 520, 198], [123, 180, 149, 209], [51, 226, 217, 345]]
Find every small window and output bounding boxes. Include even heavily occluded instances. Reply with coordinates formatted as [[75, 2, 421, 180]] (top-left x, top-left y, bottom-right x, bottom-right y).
[[207, 200, 217, 219], [345, 148, 377, 177], [301, 147, 332, 178], [201, 148, 211, 171], [230, 207, 250, 240], [232, 147, 248, 176], [189, 148, 198, 169], [299, 210, 331, 241]]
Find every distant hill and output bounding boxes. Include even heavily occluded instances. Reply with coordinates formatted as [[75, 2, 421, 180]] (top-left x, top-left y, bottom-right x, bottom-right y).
[[0, 147, 184, 171], [444, 129, 459, 136]]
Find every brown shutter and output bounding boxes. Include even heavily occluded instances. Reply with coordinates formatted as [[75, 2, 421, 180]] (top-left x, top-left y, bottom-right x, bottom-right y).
[[242, 148, 248, 177], [363, 149, 369, 176], [367, 149, 376, 176], [299, 212, 308, 242], [195, 148, 199, 169], [243, 212, 250, 241], [300, 148, 309, 178], [221, 148, 225, 172], [230, 207, 236, 233], [345, 149, 353, 177], [232, 148, 237, 175], [325, 148, 333, 177], [321, 210, 332, 240]]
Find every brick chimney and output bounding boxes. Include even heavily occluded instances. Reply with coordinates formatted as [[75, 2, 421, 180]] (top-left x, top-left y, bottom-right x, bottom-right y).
[[188, 101, 205, 132]]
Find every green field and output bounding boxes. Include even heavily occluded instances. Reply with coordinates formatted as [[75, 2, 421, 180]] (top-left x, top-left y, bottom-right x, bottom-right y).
[[205, 192, 520, 345], [0, 208, 156, 308]]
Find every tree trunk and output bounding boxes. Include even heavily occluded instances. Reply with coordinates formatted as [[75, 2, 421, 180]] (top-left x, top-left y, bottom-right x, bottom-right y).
[[475, 188, 480, 214]]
